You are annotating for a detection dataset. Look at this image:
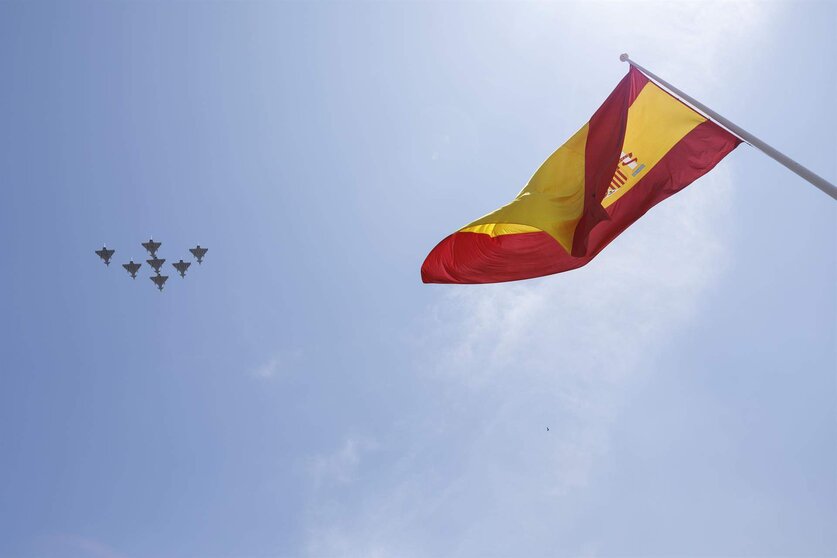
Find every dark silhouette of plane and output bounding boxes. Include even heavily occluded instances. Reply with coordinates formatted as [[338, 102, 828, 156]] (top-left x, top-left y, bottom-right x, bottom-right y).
[[95, 246, 115, 266], [147, 257, 166, 274], [546, 427, 550, 432], [172, 260, 191, 278], [142, 239, 162, 257], [122, 260, 142, 279], [150, 274, 169, 291], [189, 245, 208, 264]]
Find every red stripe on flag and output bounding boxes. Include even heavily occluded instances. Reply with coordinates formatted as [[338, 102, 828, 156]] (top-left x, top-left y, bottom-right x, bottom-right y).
[[572, 66, 649, 257], [421, 231, 583, 284], [583, 120, 741, 261]]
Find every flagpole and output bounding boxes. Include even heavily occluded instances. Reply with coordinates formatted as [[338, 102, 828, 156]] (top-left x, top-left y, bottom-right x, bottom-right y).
[[619, 54, 837, 201]]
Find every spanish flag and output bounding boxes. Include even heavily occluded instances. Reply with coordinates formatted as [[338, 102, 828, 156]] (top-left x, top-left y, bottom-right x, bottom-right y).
[[422, 67, 740, 284]]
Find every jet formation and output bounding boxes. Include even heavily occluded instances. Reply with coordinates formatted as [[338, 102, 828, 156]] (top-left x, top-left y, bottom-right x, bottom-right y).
[[95, 239, 208, 291]]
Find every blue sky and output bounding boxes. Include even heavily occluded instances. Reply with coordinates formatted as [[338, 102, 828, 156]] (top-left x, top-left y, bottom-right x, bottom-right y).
[[0, 2, 834, 557]]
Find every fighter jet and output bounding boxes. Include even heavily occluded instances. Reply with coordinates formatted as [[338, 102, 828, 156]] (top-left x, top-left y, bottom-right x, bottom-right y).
[[95, 246, 115, 266], [189, 245, 208, 264], [142, 239, 162, 257], [172, 259, 191, 278], [122, 260, 142, 279], [147, 257, 166, 274], [150, 274, 169, 291]]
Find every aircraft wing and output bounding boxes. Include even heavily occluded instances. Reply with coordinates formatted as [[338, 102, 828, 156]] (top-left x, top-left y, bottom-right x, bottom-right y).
[[123, 262, 141, 276], [142, 241, 161, 255], [190, 246, 207, 259], [150, 275, 169, 289], [147, 258, 165, 271], [96, 248, 115, 261]]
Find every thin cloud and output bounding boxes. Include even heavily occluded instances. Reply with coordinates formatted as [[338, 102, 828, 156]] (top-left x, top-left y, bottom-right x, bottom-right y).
[[252, 348, 303, 380], [308, 436, 379, 489], [43, 534, 128, 558], [253, 357, 282, 379]]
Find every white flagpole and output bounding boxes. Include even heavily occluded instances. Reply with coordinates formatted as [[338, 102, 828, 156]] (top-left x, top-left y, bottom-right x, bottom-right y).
[[619, 54, 837, 201]]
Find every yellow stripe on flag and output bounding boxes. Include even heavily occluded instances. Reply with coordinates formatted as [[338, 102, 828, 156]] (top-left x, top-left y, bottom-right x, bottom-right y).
[[459, 223, 543, 236], [603, 83, 706, 208], [459, 123, 589, 253]]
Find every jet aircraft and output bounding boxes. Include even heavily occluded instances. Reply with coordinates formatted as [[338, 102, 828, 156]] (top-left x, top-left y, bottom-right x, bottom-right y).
[[95, 246, 115, 266], [142, 239, 162, 257], [189, 245, 208, 264], [172, 260, 191, 278], [122, 260, 142, 279], [150, 274, 169, 291], [147, 257, 166, 274]]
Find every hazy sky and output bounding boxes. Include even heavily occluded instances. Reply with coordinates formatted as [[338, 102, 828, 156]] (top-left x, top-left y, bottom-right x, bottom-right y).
[[0, 1, 834, 557]]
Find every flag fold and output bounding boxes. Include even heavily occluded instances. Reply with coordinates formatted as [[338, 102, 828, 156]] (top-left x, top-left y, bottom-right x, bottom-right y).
[[421, 67, 740, 284]]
